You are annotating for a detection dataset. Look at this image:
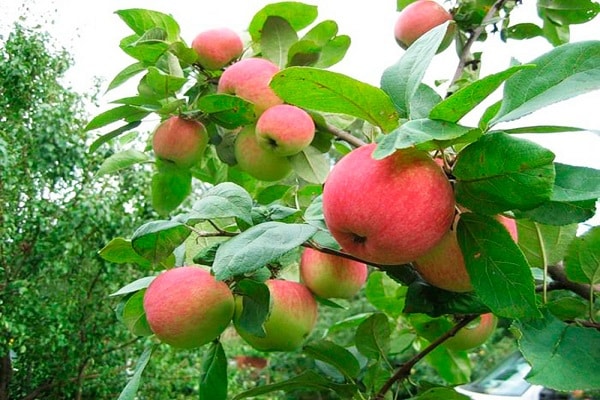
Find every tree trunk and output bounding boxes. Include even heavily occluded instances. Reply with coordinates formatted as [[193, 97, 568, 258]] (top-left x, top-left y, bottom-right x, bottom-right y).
[[0, 354, 12, 400]]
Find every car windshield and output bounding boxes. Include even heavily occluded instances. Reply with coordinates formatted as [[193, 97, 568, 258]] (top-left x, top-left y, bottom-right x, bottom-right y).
[[460, 352, 532, 396]]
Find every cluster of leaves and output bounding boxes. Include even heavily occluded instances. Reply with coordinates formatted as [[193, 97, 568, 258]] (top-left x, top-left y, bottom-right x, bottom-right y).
[[87, 1, 600, 399]]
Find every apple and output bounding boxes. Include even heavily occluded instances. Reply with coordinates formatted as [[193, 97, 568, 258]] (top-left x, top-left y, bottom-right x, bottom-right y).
[[322, 143, 455, 265], [497, 214, 518, 242], [152, 116, 209, 168], [234, 125, 292, 181], [444, 313, 497, 351], [191, 28, 244, 70], [299, 248, 368, 299], [234, 279, 318, 352], [143, 266, 234, 349], [217, 57, 283, 115], [394, 0, 455, 53], [255, 104, 315, 156]]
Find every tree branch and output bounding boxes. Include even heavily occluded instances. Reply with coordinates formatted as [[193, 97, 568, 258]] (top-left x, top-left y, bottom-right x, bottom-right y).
[[537, 263, 597, 302], [324, 122, 367, 148]]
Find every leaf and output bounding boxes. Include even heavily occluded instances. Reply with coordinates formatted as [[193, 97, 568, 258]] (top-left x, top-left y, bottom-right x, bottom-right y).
[[96, 149, 150, 176], [235, 279, 270, 337], [110, 276, 156, 296], [287, 39, 321, 67], [199, 341, 228, 400], [195, 94, 255, 129], [373, 119, 475, 159], [565, 226, 600, 287], [425, 345, 472, 385], [88, 121, 142, 153], [313, 35, 351, 69], [117, 344, 156, 400], [364, 271, 406, 318], [490, 41, 600, 124], [403, 281, 490, 317], [121, 290, 153, 337], [518, 199, 596, 225], [538, 0, 600, 25], [107, 62, 146, 92], [271, 67, 399, 133], [551, 163, 600, 202], [98, 237, 152, 268], [261, 16, 298, 68], [381, 22, 449, 118], [501, 125, 595, 134], [412, 387, 470, 400], [516, 220, 578, 269], [410, 83, 443, 120], [506, 23, 544, 40], [355, 313, 391, 360], [212, 222, 316, 281], [248, 2, 318, 43], [115, 9, 180, 42], [457, 213, 540, 319], [131, 220, 191, 264], [453, 132, 555, 214], [85, 105, 149, 131], [189, 182, 253, 225], [144, 67, 187, 96], [151, 164, 192, 216], [429, 64, 534, 123], [516, 309, 600, 391], [289, 146, 330, 184], [303, 340, 361, 379]]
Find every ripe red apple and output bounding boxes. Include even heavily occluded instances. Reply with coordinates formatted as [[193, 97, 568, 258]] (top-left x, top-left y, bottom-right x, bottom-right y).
[[497, 214, 518, 242], [234, 125, 292, 181], [322, 144, 455, 265], [217, 57, 283, 115], [191, 28, 244, 70], [152, 116, 208, 168], [255, 104, 315, 156], [444, 313, 497, 351], [143, 266, 235, 349], [234, 279, 318, 352], [394, 0, 455, 53], [299, 248, 368, 299]]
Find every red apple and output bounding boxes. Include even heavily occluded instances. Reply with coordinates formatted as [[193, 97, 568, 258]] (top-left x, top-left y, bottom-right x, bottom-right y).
[[256, 104, 315, 156], [444, 313, 497, 351], [152, 116, 208, 168], [234, 279, 318, 352], [143, 266, 234, 349], [217, 57, 283, 115], [234, 125, 292, 181], [191, 28, 244, 70], [394, 0, 455, 53], [322, 144, 455, 265], [299, 248, 368, 299]]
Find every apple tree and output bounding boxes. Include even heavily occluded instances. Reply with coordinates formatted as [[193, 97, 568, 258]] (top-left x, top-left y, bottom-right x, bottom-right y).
[[87, 1, 600, 399]]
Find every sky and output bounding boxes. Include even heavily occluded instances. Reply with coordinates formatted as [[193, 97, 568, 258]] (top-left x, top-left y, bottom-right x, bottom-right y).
[[2, 1, 600, 172]]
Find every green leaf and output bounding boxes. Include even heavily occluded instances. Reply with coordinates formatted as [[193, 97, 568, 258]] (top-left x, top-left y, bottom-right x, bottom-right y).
[[518, 199, 596, 225], [117, 344, 156, 400], [457, 213, 540, 319], [364, 271, 406, 318], [538, 0, 600, 25], [131, 220, 191, 264], [85, 105, 149, 131], [506, 23, 544, 40], [287, 39, 321, 67], [516, 220, 578, 269], [551, 163, 600, 202], [212, 222, 316, 281], [302, 20, 338, 45], [453, 132, 555, 214], [373, 119, 475, 159], [96, 149, 150, 176], [144, 67, 187, 96], [541, 16, 570, 46], [313, 35, 351, 69], [232, 370, 357, 400], [381, 22, 449, 118], [410, 83, 443, 120], [424, 344, 472, 385], [98, 237, 153, 268], [516, 309, 600, 391], [189, 182, 253, 226], [261, 16, 298, 68], [490, 41, 600, 124], [355, 313, 391, 360], [88, 121, 142, 153], [565, 226, 600, 287], [235, 279, 270, 337], [501, 125, 594, 134], [289, 146, 330, 184], [199, 341, 228, 400], [248, 2, 318, 43], [195, 94, 255, 129], [271, 67, 399, 133], [110, 276, 156, 297], [120, 35, 169, 64], [151, 164, 192, 216], [107, 62, 146, 92], [303, 340, 361, 379], [412, 387, 470, 400], [429, 65, 534, 123], [403, 281, 490, 317], [121, 290, 153, 337], [115, 9, 180, 42]]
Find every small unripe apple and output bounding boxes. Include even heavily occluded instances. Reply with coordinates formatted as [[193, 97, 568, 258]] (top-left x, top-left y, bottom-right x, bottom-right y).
[[191, 28, 244, 70], [394, 0, 455, 53], [143, 266, 235, 349], [322, 144, 455, 265], [300, 248, 368, 299], [152, 116, 208, 168], [234, 279, 318, 352], [256, 104, 315, 156], [234, 125, 292, 181], [444, 313, 497, 351], [217, 57, 283, 115]]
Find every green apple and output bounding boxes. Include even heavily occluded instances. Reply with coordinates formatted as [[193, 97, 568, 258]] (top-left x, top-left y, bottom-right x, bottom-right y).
[[299, 248, 368, 299], [143, 266, 234, 349], [152, 116, 208, 168], [234, 125, 292, 181], [191, 27, 244, 70], [322, 143, 455, 265], [394, 0, 455, 53], [234, 279, 318, 352], [255, 104, 315, 156]]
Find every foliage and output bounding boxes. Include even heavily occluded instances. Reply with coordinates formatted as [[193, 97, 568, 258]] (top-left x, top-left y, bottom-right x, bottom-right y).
[[85, 1, 600, 399]]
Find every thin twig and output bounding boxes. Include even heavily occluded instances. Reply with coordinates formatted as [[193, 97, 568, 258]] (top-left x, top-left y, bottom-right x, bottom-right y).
[[324, 122, 367, 148]]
